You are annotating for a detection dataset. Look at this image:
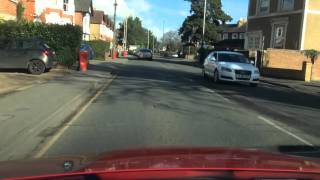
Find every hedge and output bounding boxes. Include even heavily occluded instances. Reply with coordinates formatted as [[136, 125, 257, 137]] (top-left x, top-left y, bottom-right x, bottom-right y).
[[87, 40, 110, 60], [0, 20, 82, 67]]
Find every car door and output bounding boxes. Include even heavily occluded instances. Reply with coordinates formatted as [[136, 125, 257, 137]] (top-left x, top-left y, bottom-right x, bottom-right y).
[[205, 52, 217, 77], [0, 39, 11, 68], [203, 52, 213, 75], [6, 39, 29, 68]]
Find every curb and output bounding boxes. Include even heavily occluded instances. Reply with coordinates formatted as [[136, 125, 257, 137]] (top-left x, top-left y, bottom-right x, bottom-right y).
[[29, 74, 116, 159], [260, 79, 294, 89]]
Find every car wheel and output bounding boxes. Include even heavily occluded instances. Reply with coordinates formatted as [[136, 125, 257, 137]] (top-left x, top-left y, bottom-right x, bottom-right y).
[[213, 70, 220, 83], [250, 83, 258, 87], [28, 60, 46, 75]]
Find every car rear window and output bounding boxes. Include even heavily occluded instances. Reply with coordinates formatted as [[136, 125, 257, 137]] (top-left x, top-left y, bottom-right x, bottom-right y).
[[140, 49, 151, 53]]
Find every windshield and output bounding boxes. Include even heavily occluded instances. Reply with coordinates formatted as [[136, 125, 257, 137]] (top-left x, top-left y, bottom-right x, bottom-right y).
[[0, 0, 319, 179], [218, 53, 250, 63]]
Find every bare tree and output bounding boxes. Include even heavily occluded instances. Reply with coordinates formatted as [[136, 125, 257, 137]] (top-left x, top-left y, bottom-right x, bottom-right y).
[[162, 30, 182, 52]]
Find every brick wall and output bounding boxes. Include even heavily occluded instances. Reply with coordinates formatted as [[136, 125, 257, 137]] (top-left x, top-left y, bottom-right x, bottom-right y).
[[22, 0, 35, 21], [74, 12, 83, 27], [0, 0, 17, 20], [263, 49, 320, 81]]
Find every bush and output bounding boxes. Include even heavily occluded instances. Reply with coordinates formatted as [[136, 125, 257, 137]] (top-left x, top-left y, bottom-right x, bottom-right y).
[[87, 40, 110, 60], [0, 21, 82, 67]]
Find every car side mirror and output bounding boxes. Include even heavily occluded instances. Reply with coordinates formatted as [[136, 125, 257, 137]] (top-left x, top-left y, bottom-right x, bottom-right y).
[[250, 60, 255, 65]]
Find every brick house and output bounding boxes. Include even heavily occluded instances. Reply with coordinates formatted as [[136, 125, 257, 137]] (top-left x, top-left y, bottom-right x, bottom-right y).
[[90, 10, 114, 42], [0, 0, 19, 20], [75, 0, 93, 41], [215, 19, 247, 49], [246, 0, 320, 51], [218, 19, 247, 41]]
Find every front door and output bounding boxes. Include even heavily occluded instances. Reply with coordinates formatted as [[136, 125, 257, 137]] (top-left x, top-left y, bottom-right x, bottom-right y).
[[271, 23, 287, 49]]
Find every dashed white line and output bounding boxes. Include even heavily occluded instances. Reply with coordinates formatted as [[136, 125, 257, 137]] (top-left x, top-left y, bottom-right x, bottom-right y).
[[258, 116, 314, 146], [200, 87, 232, 103]]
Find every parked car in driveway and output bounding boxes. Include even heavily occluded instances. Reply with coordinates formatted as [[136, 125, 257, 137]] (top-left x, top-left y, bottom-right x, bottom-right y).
[[203, 51, 260, 87], [134, 48, 153, 60], [0, 38, 57, 75]]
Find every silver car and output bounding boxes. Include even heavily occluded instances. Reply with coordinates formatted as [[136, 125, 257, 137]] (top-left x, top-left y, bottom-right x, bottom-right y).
[[134, 48, 153, 60], [0, 38, 57, 75], [203, 51, 260, 87]]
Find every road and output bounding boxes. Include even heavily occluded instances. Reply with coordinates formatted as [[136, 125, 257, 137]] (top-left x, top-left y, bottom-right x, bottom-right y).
[[42, 57, 320, 158], [0, 57, 320, 161]]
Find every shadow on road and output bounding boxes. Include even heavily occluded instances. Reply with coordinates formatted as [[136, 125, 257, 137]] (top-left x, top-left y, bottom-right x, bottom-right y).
[[88, 60, 320, 138], [152, 57, 203, 68], [0, 68, 28, 74]]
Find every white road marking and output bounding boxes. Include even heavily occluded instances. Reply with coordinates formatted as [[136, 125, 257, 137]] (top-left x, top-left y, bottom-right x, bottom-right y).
[[199, 87, 232, 103], [33, 75, 117, 158], [16, 84, 36, 91], [258, 116, 314, 146]]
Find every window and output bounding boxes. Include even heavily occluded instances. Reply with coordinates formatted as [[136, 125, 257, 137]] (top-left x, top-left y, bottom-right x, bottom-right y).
[[258, 0, 270, 15], [280, 0, 294, 11], [63, 0, 69, 11], [232, 33, 238, 39], [247, 32, 262, 50], [22, 40, 35, 49], [213, 53, 217, 60], [239, 33, 245, 39], [223, 33, 228, 40]]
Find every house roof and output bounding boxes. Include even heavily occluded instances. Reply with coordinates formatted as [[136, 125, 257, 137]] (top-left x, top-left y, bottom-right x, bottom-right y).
[[222, 23, 247, 33], [90, 10, 104, 24], [75, 0, 92, 13]]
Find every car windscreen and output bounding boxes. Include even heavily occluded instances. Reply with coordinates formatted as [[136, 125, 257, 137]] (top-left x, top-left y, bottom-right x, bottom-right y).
[[218, 53, 249, 64], [140, 49, 151, 53]]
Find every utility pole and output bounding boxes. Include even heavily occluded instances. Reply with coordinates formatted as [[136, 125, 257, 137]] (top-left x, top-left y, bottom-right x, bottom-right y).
[[147, 29, 150, 49], [202, 0, 207, 46], [125, 17, 128, 50], [152, 32, 155, 52], [123, 17, 127, 51], [112, 0, 118, 58], [162, 20, 165, 50]]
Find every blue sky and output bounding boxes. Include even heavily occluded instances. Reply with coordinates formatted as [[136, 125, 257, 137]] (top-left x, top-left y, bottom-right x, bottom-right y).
[[93, 0, 249, 38]]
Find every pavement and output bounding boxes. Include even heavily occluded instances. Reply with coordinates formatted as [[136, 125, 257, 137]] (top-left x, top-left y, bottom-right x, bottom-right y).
[[0, 58, 319, 162], [261, 76, 320, 95], [0, 68, 71, 96], [0, 63, 114, 161]]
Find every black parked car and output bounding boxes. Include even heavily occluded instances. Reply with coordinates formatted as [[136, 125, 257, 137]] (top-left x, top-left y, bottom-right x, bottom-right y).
[[0, 38, 57, 75]]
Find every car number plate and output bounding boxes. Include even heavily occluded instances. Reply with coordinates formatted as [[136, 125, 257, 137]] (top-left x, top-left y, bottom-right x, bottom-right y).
[[236, 74, 250, 79]]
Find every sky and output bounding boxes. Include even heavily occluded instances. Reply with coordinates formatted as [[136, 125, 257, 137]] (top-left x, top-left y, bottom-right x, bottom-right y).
[[92, 0, 249, 38]]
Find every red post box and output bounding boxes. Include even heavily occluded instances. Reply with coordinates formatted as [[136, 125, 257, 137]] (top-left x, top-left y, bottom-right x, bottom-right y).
[[123, 51, 127, 58], [112, 50, 117, 60], [79, 51, 88, 72]]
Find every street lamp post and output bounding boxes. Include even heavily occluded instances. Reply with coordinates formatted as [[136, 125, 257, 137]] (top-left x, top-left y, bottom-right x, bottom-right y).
[[112, 0, 118, 59], [147, 30, 150, 49], [202, 0, 207, 46]]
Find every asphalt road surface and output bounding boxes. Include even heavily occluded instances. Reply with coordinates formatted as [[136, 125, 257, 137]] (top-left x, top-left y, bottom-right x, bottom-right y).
[[41, 57, 320, 158]]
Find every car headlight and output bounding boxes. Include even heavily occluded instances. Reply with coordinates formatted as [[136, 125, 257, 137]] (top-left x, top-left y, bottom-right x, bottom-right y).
[[254, 70, 260, 74], [221, 67, 232, 72]]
